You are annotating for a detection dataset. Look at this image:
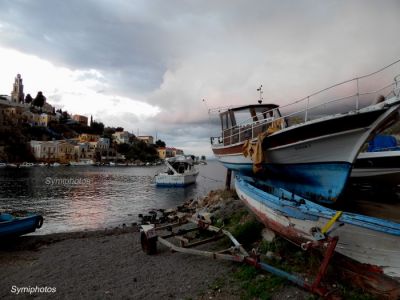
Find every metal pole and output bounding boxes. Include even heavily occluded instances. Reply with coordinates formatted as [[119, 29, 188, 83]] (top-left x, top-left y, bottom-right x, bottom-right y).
[[305, 97, 309, 122], [356, 78, 360, 110], [225, 169, 232, 190]]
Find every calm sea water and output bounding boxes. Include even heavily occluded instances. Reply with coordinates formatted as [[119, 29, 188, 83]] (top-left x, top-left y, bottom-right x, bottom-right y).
[[0, 161, 227, 234]]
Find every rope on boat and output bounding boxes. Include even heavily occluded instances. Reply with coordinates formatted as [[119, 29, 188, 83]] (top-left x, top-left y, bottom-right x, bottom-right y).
[[199, 175, 223, 183]]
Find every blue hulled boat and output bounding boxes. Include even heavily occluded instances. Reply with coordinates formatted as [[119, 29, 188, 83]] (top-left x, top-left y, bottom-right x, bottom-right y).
[[234, 174, 400, 297], [0, 213, 43, 238]]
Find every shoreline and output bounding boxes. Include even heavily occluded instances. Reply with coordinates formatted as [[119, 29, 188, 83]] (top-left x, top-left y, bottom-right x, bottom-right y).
[[0, 221, 248, 300], [0, 223, 311, 300], [0, 190, 312, 300], [0, 191, 236, 299], [1, 188, 382, 299]]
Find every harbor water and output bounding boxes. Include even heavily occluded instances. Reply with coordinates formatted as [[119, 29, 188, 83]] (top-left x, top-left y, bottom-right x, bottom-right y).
[[0, 161, 226, 234]]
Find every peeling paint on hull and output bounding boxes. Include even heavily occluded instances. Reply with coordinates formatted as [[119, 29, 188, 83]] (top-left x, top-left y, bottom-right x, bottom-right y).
[[234, 175, 400, 298]]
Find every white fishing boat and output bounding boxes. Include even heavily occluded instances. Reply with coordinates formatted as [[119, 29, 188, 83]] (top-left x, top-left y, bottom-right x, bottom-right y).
[[234, 174, 400, 297], [211, 61, 400, 204], [352, 151, 400, 184], [155, 156, 199, 187], [351, 135, 400, 185], [70, 159, 95, 166], [20, 162, 35, 168]]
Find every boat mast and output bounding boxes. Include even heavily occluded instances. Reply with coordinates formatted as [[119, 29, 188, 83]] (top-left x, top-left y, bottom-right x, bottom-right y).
[[257, 85, 263, 104]]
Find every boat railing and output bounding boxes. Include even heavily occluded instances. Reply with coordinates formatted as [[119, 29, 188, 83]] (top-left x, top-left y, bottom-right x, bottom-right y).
[[211, 59, 400, 146]]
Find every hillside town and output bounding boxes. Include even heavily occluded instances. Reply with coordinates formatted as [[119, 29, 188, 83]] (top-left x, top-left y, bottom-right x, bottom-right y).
[[0, 74, 185, 166]]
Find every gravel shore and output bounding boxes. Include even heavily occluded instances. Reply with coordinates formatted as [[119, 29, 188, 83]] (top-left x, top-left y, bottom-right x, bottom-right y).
[[0, 227, 238, 300]]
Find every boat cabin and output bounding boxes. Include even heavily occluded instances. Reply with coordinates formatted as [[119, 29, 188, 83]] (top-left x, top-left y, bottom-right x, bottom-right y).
[[165, 156, 195, 175], [217, 104, 285, 146]]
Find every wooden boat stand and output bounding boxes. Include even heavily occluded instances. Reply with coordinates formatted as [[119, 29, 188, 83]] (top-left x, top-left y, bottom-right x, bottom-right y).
[[140, 213, 339, 298]]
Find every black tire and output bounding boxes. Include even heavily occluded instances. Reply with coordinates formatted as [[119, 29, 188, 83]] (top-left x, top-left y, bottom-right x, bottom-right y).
[[140, 231, 157, 255], [36, 216, 43, 229]]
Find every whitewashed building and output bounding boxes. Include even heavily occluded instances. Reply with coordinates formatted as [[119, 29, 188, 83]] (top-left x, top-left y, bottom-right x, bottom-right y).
[[112, 131, 131, 144]]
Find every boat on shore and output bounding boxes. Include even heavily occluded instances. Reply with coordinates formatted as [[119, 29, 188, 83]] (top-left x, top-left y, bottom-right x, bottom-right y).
[[352, 150, 400, 185], [234, 174, 400, 297], [351, 135, 400, 186], [155, 156, 199, 187], [0, 213, 43, 238], [211, 61, 400, 204]]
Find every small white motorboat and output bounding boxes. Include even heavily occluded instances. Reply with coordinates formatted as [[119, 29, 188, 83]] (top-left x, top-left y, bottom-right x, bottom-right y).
[[155, 156, 199, 187], [70, 159, 95, 166], [20, 162, 35, 168]]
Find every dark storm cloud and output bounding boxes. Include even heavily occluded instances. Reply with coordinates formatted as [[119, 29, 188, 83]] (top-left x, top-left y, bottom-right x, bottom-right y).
[[2, 0, 400, 99], [1, 0, 400, 154], [0, 0, 169, 92]]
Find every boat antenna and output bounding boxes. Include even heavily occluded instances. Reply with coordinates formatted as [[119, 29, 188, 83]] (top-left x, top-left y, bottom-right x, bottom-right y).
[[257, 85, 263, 104], [202, 98, 210, 114]]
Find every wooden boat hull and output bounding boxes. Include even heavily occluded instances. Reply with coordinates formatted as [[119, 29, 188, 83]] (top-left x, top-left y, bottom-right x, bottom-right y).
[[213, 103, 400, 203], [234, 175, 400, 295], [0, 213, 43, 238]]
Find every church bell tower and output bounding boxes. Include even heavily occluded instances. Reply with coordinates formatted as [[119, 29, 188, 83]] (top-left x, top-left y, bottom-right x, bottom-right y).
[[11, 74, 25, 103]]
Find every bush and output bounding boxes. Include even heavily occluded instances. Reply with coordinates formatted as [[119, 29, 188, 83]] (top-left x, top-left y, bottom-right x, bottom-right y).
[[232, 218, 264, 246]]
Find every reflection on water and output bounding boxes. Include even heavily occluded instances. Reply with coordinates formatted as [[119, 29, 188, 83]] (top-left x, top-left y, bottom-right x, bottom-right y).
[[0, 161, 226, 234]]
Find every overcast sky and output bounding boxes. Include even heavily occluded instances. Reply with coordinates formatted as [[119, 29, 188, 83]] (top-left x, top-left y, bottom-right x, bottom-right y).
[[1, 0, 400, 156]]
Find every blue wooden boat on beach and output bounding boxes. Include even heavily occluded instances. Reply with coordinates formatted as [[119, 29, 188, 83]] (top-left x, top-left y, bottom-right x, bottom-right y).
[[235, 174, 400, 297], [0, 213, 43, 238]]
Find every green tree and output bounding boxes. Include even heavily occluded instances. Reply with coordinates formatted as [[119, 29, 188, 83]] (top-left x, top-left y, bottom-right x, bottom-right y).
[[60, 111, 70, 122], [128, 134, 137, 144], [116, 143, 131, 154], [90, 121, 105, 135], [155, 139, 166, 147], [103, 127, 116, 139], [33, 91, 46, 107], [25, 94, 33, 104]]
